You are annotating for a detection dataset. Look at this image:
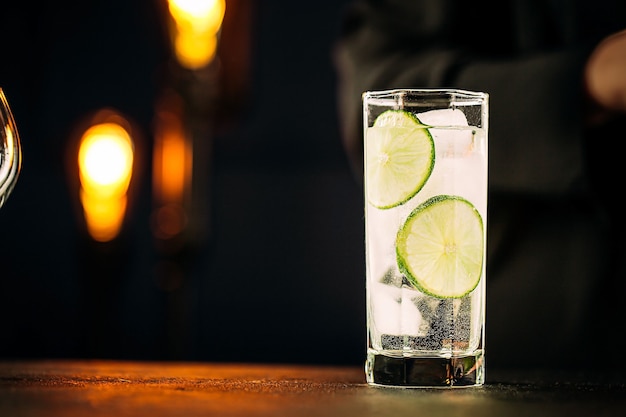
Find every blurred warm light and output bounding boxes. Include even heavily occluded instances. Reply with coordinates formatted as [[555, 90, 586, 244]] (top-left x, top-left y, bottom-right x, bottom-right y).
[[174, 30, 219, 70], [152, 92, 192, 240], [4, 125, 14, 158], [0, 125, 15, 180], [80, 189, 128, 243], [78, 122, 134, 242], [153, 111, 191, 204], [167, 0, 226, 69]]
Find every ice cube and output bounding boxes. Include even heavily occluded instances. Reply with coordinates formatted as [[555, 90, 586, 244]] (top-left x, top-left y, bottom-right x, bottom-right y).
[[400, 286, 426, 336], [419, 153, 487, 215], [418, 108, 475, 158], [370, 281, 425, 337], [417, 108, 469, 127], [370, 281, 402, 335]]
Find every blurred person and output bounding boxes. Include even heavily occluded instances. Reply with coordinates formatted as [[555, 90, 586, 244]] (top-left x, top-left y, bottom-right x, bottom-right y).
[[333, 0, 626, 370]]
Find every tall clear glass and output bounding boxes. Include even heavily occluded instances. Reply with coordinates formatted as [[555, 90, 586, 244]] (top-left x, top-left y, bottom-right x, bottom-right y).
[[363, 89, 487, 387]]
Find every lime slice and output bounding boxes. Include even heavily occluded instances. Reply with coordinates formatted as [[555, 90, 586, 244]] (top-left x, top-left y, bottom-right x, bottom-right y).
[[396, 195, 484, 298], [372, 109, 423, 127], [366, 110, 434, 209]]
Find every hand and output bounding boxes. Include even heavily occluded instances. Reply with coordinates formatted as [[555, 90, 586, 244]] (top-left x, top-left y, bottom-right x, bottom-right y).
[[585, 29, 626, 123]]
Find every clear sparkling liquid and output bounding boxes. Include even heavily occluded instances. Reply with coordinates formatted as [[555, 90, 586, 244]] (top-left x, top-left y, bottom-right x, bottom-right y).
[[365, 121, 487, 387]]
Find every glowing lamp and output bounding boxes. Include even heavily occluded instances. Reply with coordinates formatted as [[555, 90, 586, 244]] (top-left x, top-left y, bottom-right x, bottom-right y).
[[78, 122, 134, 242], [167, 0, 226, 69]]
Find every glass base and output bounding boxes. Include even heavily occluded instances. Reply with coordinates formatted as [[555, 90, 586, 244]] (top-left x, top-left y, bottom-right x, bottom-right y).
[[366, 350, 485, 388]]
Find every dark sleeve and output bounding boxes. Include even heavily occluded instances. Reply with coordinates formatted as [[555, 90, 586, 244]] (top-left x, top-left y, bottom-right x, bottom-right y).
[[333, 0, 593, 196]]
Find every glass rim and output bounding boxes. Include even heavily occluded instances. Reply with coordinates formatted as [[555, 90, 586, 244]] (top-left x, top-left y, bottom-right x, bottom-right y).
[[363, 88, 488, 103]]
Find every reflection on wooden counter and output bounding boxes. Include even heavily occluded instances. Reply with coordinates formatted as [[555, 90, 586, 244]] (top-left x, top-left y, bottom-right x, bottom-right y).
[[1, 360, 626, 417]]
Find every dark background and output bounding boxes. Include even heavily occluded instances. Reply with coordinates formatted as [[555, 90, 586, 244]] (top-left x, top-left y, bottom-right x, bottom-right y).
[[0, 0, 364, 365]]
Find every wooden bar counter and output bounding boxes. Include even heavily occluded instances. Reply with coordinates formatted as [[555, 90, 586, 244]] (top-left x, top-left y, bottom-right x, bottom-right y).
[[1, 359, 625, 416]]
